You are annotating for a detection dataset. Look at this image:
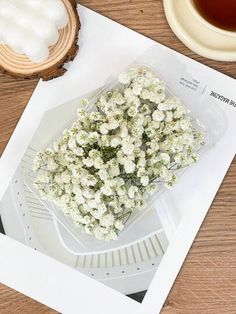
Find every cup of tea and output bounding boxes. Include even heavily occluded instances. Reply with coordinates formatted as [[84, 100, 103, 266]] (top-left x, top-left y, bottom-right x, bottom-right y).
[[187, 0, 236, 37]]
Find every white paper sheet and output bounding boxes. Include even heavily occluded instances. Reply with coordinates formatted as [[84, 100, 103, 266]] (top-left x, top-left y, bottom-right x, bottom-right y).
[[0, 5, 235, 314]]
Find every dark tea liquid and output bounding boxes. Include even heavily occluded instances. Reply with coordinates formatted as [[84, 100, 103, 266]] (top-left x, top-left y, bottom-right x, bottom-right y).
[[193, 0, 236, 32]]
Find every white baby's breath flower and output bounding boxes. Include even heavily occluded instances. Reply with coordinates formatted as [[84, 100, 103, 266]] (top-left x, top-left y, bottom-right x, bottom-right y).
[[160, 166, 171, 180], [160, 152, 170, 164], [120, 124, 129, 138], [132, 84, 142, 96], [100, 213, 115, 227], [87, 199, 97, 209], [82, 158, 94, 168], [140, 104, 151, 116], [110, 137, 121, 148], [174, 153, 182, 165], [108, 117, 119, 130], [140, 176, 149, 186], [47, 158, 58, 171], [68, 137, 77, 150], [117, 186, 126, 196], [179, 118, 191, 131], [88, 132, 99, 144], [92, 209, 104, 219], [111, 91, 125, 105], [127, 106, 138, 117], [105, 230, 118, 241], [122, 142, 135, 156], [85, 223, 95, 233], [124, 88, 133, 101], [158, 100, 174, 111], [128, 186, 138, 199], [74, 193, 85, 205], [137, 157, 146, 167], [80, 98, 89, 107], [109, 164, 120, 177], [98, 169, 108, 181], [61, 171, 71, 183], [86, 175, 97, 186], [100, 123, 109, 135], [134, 138, 143, 147], [101, 185, 113, 196], [165, 174, 177, 188], [82, 188, 94, 199], [33, 65, 204, 242], [153, 93, 165, 104], [124, 198, 135, 209], [146, 183, 156, 194], [119, 71, 131, 85], [79, 215, 91, 225], [152, 109, 165, 122], [76, 130, 88, 145], [77, 107, 87, 118], [115, 220, 124, 231], [124, 160, 135, 173], [137, 167, 146, 178], [54, 174, 62, 184], [174, 103, 186, 119], [94, 191, 102, 203], [140, 89, 150, 100], [93, 157, 104, 169], [165, 111, 173, 122], [88, 149, 100, 158], [97, 203, 107, 213], [73, 147, 84, 156], [89, 112, 99, 121], [35, 174, 49, 184], [100, 135, 110, 147], [93, 226, 105, 240], [60, 194, 70, 204], [129, 95, 141, 107]]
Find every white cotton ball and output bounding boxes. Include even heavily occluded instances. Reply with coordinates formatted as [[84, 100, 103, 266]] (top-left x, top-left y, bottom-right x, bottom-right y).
[[9, 0, 26, 9], [32, 17, 59, 46], [0, 0, 17, 19], [22, 36, 49, 63], [43, 0, 69, 29], [0, 18, 7, 44], [16, 8, 36, 29], [4, 24, 25, 54], [0, 35, 4, 45], [26, 0, 43, 10], [0, 34, 5, 44]]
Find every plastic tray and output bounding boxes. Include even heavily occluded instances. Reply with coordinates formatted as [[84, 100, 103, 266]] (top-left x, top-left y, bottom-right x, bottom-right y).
[[23, 48, 227, 254]]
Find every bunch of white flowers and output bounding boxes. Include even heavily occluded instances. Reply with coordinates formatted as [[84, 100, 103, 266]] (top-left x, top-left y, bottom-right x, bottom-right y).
[[33, 66, 205, 241]]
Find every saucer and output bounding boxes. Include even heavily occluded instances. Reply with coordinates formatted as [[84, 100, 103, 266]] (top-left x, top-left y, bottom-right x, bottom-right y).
[[163, 0, 236, 61]]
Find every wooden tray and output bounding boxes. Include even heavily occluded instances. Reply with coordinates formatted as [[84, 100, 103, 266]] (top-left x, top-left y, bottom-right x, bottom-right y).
[[0, 0, 80, 80]]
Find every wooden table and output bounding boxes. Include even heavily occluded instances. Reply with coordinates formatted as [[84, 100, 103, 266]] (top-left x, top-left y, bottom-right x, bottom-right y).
[[0, 1, 235, 313]]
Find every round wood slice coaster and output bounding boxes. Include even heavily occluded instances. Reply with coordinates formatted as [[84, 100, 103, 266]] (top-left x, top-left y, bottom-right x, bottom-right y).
[[0, 0, 80, 81]]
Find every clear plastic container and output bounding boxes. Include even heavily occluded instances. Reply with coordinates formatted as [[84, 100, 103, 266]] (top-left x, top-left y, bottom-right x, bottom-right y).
[[23, 46, 227, 255]]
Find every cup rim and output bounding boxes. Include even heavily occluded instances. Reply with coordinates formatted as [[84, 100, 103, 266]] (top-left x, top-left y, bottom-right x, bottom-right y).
[[187, 0, 236, 38]]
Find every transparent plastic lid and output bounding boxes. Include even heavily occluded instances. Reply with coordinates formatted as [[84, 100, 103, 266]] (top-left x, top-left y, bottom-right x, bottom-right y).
[[23, 46, 227, 255]]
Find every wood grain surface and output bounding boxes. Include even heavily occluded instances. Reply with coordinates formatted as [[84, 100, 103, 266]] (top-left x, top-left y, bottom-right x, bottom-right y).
[[0, 1, 235, 313]]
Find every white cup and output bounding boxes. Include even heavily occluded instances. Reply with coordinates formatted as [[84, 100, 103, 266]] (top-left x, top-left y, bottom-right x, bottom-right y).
[[186, 0, 236, 38]]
